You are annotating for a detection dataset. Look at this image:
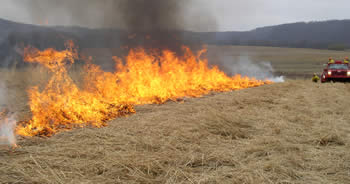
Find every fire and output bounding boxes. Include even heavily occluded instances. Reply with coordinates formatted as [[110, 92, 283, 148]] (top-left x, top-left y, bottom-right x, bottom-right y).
[[17, 41, 270, 137], [16, 41, 134, 137], [39, 19, 49, 26], [85, 47, 269, 104]]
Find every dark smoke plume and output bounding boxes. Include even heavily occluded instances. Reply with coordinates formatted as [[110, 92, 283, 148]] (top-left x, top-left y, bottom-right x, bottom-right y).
[[118, 0, 184, 31], [13, 0, 215, 50], [116, 0, 188, 50], [14, 0, 189, 31]]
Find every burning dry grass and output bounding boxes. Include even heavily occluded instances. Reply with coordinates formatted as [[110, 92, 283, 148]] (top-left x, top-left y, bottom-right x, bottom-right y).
[[0, 79, 349, 183], [14, 43, 268, 137]]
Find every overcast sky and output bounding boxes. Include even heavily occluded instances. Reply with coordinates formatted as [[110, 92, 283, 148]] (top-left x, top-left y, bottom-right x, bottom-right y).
[[0, 0, 349, 31]]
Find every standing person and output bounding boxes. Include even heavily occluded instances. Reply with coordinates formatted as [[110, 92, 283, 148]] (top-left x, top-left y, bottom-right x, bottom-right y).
[[329, 57, 335, 64], [344, 57, 349, 64]]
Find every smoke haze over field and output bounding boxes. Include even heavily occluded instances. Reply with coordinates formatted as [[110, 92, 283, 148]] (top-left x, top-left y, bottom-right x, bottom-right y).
[[229, 57, 285, 82], [3, 0, 217, 50], [0, 114, 17, 147], [118, 0, 184, 31], [4, 0, 216, 31], [1, 0, 350, 31], [0, 82, 17, 147], [0, 82, 8, 110]]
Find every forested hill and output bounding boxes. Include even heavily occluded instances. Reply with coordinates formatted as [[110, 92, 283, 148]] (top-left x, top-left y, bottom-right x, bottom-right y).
[[205, 20, 350, 49], [1, 18, 350, 67]]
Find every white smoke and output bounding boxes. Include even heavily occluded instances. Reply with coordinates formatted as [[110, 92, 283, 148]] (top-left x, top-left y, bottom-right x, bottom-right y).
[[0, 82, 5, 107], [225, 56, 284, 82], [0, 82, 17, 147], [0, 114, 17, 147]]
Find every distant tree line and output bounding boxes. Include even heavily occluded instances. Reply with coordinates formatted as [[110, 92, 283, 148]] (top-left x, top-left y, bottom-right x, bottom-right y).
[[1, 18, 350, 67], [200, 20, 350, 50]]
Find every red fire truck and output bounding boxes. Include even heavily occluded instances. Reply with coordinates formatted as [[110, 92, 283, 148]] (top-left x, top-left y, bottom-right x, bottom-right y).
[[321, 61, 350, 83]]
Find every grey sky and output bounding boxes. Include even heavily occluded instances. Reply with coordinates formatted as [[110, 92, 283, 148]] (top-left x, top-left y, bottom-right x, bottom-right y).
[[0, 0, 349, 31]]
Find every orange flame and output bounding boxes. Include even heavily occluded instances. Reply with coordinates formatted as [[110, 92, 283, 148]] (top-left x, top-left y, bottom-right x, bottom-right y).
[[17, 41, 134, 137], [85, 47, 269, 104], [17, 41, 271, 137], [39, 19, 49, 26]]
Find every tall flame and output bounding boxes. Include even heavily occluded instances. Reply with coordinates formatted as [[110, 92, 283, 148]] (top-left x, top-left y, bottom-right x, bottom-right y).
[[17, 41, 134, 137], [85, 47, 268, 104], [17, 41, 270, 137]]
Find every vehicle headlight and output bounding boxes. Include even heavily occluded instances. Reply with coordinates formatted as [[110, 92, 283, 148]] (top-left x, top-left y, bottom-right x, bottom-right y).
[[347, 71, 350, 76], [328, 71, 332, 75]]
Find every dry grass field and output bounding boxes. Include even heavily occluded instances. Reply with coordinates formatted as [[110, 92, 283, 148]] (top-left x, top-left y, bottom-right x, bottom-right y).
[[0, 46, 350, 183], [1, 80, 349, 184], [207, 45, 350, 78]]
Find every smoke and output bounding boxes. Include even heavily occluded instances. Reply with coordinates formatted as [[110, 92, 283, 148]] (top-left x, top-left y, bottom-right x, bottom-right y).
[[229, 56, 284, 82], [11, 0, 215, 31], [11, 0, 116, 28], [11, 0, 216, 51], [0, 83, 4, 107], [209, 54, 284, 82], [0, 82, 17, 147], [116, 0, 190, 49], [118, 0, 184, 31], [0, 114, 17, 147]]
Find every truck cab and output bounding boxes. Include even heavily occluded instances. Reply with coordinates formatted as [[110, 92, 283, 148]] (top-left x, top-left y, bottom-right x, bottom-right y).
[[321, 61, 350, 83]]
